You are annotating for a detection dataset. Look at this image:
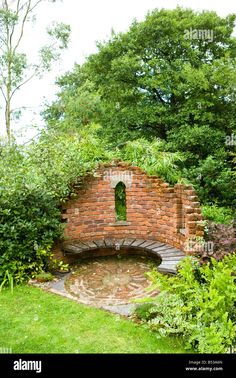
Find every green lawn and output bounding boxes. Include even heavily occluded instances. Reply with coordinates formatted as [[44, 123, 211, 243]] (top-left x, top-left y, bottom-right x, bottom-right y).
[[0, 285, 187, 353]]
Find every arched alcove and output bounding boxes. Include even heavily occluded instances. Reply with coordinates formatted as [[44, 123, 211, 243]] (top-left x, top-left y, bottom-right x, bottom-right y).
[[115, 182, 126, 221]]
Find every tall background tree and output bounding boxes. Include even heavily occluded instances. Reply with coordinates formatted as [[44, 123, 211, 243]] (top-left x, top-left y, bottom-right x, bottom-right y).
[[45, 7, 236, 207], [0, 0, 70, 142]]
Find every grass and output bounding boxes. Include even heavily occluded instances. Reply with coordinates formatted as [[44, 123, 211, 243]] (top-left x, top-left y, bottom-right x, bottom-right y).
[[0, 285, 187, 354]]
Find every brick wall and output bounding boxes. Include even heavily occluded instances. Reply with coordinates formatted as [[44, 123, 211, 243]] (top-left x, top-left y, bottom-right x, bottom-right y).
[[62, 162, 204, 252]]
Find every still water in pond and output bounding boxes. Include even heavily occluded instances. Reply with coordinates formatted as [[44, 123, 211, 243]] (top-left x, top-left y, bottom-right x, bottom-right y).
[[65, 254, 160, 308]]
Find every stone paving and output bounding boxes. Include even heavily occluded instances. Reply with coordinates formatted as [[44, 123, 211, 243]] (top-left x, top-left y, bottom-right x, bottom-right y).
[[33, 239, 186, 316], [32, 254, 162, 316], [65, 255, 160, 310]]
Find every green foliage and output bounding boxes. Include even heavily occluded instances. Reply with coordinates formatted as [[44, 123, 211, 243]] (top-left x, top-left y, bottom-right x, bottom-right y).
[[48, 258, 69, 273], [120, 138, 185, 184], [138, 293, 188, 337], [45, 7, 236, 143], [26, 125, 111, 201], [44, 79, 102, 132], [134, 303, 156, 321], [167, 126, 226, 161], [137, 255, 236, 353], [202, 205, 235, 225], [44, 7, 236, 210], [233, 154, 236, 173], [0, 270, 14, 293], [182, 155, 236, 206], [0, 186, 61, 283], [0, 127, 112, 285]]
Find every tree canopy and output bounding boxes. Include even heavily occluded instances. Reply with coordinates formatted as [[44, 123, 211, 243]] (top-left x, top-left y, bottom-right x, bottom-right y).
[[44, 7, 236, 206], [45, 7, 236, 140]]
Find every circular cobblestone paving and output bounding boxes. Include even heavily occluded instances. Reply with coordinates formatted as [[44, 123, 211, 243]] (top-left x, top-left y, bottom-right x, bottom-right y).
[[64, 255, 160, 308]]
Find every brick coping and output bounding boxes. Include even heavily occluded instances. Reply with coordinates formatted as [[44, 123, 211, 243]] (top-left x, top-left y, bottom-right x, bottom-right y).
[[62, 238, 186, 274]]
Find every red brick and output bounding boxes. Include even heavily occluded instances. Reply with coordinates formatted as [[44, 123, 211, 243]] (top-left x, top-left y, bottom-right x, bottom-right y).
[[62, 163, 203, 252]]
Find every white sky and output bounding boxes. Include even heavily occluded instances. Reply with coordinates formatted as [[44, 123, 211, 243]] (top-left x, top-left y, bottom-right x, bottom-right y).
[[1, 0, 236, 141]]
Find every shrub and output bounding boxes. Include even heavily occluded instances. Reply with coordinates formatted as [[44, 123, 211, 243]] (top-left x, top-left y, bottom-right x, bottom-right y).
[[205, 221, 236, 260], [136, 293, 188, 337], [48, 257, 69, 273], [137, 255, 236, 353], [0, 128, 111, 286], [202, 205, 234, 225], [134, 303, 156, 321], [0, 188, 62, 284], [182, 156, 236, 207], [120, 138, 185, 184]]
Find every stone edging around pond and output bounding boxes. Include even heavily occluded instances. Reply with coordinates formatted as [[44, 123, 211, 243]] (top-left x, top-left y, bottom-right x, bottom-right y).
[[62, 238, 186, 274]]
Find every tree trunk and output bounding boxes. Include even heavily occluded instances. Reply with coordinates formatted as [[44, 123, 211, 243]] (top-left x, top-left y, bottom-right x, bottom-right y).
[[5, 99, 11, 143], [6, 48, 12, 143]]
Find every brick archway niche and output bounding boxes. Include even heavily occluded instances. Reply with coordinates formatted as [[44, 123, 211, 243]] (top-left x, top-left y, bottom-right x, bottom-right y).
[[59, 162, 204, 273]]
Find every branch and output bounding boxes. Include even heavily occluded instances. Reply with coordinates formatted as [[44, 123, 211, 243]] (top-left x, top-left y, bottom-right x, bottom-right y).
[[12, 106, 37, 111], [17, 0, 43, 14], [0, 86, 7, 102], [9, 0, 21, 48], [0, 43, 5, 53], [28, 0, 44, 14], [3, 0, 10, 49], [17, 0, 32, 13], [22, 131, 41, 145], [13, 0, 31, 53], [16, 0, 21, 12], [13, 1, 45, 53], [10, 69, 37, 99], [3, 0, 9, 11], [0, 35, 7, 47], [152, 88, 169, 105]]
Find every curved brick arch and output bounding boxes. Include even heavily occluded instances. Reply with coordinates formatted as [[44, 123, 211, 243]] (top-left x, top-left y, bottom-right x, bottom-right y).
[[62, 238, 185, 274], [61, 161, 204, 270]]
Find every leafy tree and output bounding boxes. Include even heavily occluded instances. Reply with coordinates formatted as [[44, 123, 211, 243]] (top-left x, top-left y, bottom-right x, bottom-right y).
[[182, 154, 236, 206], [45, 77, 102, 133], [44, 7, 236, 208], [0, 0, 70, 141], [45, 7, 236, 144]]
